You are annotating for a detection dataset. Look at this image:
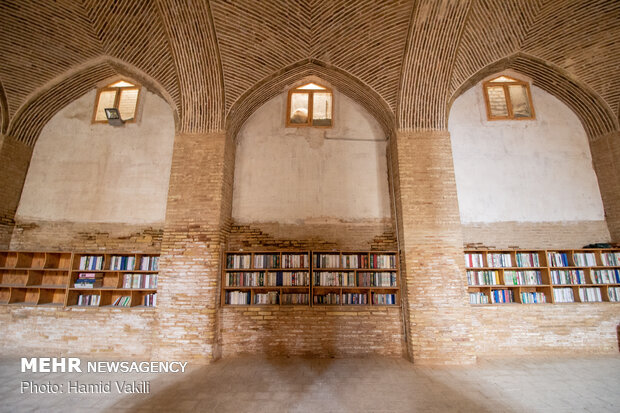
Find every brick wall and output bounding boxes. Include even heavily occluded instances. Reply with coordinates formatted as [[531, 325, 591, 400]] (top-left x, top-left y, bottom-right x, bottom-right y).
[[391, 130, 475, 365], [0, 306, 157, 358], [0, 135, 33, 248], [472, 304, 620, 356], [591, 131, 620, 242], [9, 220, 162, 252], [155, 132, 234, 363], [462, 221, 611, 249]]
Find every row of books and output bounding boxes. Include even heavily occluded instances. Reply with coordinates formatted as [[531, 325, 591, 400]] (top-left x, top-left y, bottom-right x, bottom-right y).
[[520, 291, 547, 304], [74, 273, 102, 288], [281, 254, 309, 268], [225, 271, 309, 287], [77, 294, 100, 306], [253, 255, 280, 269], [548, 252, 569, 267], [226, 255, 251, 269], [592, 269, 620, 284], [254, 291, 278, 305], [144, 293, 156, 307], [122, 273, 157, 289], [608, 287, 620, 302], [465, 253, 484, 268], [516, 253, 540, 267], [342, 293, 367, 305], [579, 287, 602, 302], [313, 293, 339, 305], [79, 256, 103, 271], [469, 292, 489, 304], [466, 251, 620, 269], [601, 252, 620, 266], [339, 254, 369, 269], [112, 296, 131, 307], [573, 253, 596, 267], [110, 256, 135, 271], [467, 270, 500, 286], [504, 270, 542, 286], [488, 253, 512, 268], [314, 254, 340, 268], [553, 287, 575, 303], [281, 293, 309, 305], [551, 270, 585, 285], [491, 289, 513, 304], [225, 291, 251, 305], [372, 293, 396, 305], [139, 256, 159, 271], [314, 272, 356, 287], [357, 272, 398, 287]]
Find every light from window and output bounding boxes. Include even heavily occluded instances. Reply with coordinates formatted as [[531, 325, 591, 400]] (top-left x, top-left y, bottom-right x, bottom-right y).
[[483, 76, 534, 120], [287, 83, 333, 127], [93, 80, 141, 123]]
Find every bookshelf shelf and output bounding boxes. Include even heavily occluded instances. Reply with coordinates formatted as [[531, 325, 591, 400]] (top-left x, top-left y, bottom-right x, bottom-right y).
[[466, 248, 620, 304], [0, 251, 159, 308], [222, 250, 400, 307]]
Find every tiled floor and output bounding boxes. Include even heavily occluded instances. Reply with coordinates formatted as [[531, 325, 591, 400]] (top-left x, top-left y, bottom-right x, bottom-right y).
[[0, 355, 619, 412]]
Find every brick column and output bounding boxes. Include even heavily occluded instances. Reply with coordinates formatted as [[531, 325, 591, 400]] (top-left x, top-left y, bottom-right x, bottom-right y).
[[590, 131, 620, 241], [155, 132, 234, 362], [0, 135, 33, 248], [390, 130, 475, 365]]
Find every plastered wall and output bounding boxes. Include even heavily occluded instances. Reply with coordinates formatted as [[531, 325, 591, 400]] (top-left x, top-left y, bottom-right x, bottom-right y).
[[15, 89, 175, 227], [232, 89, 391, 229], [449, 79, 610, 247]]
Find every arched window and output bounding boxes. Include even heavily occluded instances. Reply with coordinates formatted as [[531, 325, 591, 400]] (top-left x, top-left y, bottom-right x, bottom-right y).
[[483, 75, 535, 120], [287, 82, 333, 127], [92, 80, 141, 123]]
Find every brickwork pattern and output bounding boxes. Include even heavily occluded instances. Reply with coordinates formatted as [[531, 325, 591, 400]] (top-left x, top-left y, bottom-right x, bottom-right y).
[[591, 131, 620, 242], [221, 307, 404, 358], [472, 304, 620, 356], [391, 130, 475, 364], [462, 221, 611, 250], [9, 220, 163, 252], [155, 133, 233, 362], [0, 135, 32, 248], [0, 307, 157, 358]]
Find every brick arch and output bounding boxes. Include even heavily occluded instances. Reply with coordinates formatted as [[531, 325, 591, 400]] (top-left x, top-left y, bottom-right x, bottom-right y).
[[226, 59, 396, 140], [7, 57, 179, 147], [447, 53, 619, 141], [0, 80, 7, 134]]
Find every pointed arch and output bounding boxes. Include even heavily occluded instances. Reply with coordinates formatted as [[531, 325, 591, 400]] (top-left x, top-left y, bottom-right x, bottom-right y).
[[448, 53, 619, 141], [226, 59, 396, 140], [7, 56, 179, 146]]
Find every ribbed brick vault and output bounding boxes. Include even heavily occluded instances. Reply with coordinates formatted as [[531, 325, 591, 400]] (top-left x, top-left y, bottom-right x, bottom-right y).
[[0, 0, 619, 145]]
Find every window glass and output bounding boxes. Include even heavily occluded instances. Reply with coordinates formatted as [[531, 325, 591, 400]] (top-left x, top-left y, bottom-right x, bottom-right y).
[[508, 85, 532, 118], [486, 86, 508, 117], [312, 92, 332, 126], [118, 88, 139, 120], [289, 93, 309, 124], [95, 90, 117, 122]]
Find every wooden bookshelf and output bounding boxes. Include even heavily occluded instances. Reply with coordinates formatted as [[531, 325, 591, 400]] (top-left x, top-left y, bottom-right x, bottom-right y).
[[0, 251, 159, 308], [221, 250, 400, 307], [465, 249, 620, 305]]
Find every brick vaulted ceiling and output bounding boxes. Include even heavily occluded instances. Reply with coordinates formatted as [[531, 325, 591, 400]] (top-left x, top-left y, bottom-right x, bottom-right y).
[[0, 0, 618, 145]]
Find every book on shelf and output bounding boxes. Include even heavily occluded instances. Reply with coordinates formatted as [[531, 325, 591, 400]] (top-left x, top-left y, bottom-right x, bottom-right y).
[[314, 271, 355, 287], [504, 270, 542, 286], [547, 252, 569, 267], [341, 254, 368, 269], [144, 293, 157, 307], [110, 255, 135, 271], [253, 254, 280, 269], [488, 252, 512, 268], [313, 293, 340, 305], [579, 287, 602, 302], [464, 253, 484, 268], [573, 252, 596, 267], [469, 292, 489, 304], [79, 256, 103, 271], [254, 291, 279, 305], [608, 287, 620, 302], [343, 293, 367, 305], [123, 273, 157, 289], [77, 294, 100, 306], [357, 272, 397, 287], [520, 292, 546, 304], [282, 254, 309, 268], [551, 270, 585, 285], [490, 289, 514, 304], [314, 254, 340, 268], [553, 287, 575, 303], [600, 252, 620, 267], [370, 254, 396, 269], [226, 254, 251, 269], [225, 291, 251, 305], [139, 256, 159, 271], [112, 296, 131, 307], [74, 273, 103, 288], [467, 270, 500, 286], [372, 293, 396, 305], [281, 293, 309, 305], [268, 271, 309, 286], [516, 252, 540, 267], [592, 269, 620, 284]]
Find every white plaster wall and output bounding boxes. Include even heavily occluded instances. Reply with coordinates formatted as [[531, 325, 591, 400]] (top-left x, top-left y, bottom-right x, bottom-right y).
[[449, 82, 605, 223], [232, 90, 390, 224], [16, 89, 175, 224]]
